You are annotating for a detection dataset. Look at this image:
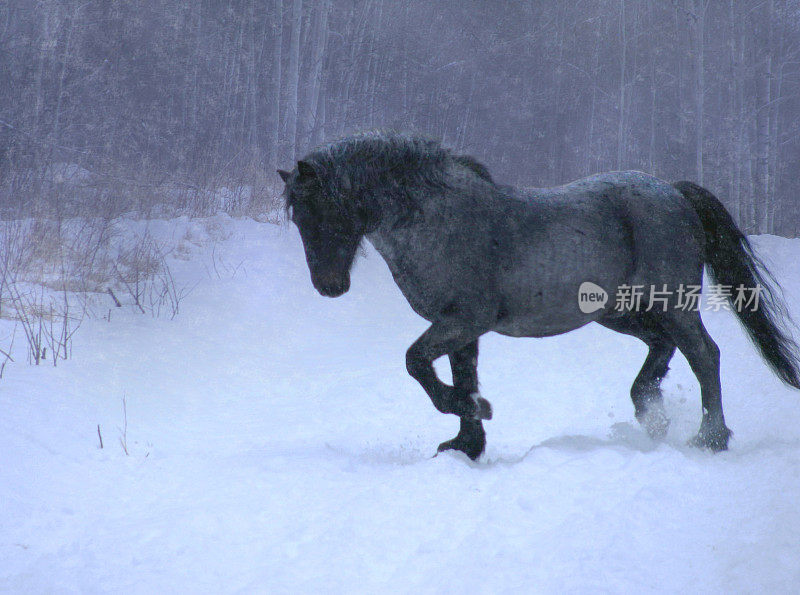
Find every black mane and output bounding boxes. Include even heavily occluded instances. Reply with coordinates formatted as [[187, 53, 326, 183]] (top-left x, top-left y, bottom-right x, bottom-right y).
[[285, 130, 493, 216]]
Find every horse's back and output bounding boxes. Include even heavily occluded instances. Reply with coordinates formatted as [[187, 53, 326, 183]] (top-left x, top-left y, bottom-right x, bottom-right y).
[[492, 171, 705, 337], [507, 170, 702, 286], [551, 171, 706, 284]]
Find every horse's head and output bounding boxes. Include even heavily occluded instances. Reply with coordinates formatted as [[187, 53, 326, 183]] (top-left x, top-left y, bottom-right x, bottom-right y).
[[279, 161, 363, 298]]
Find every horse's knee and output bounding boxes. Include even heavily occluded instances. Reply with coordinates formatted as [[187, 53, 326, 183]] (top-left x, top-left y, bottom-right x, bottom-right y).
[[651, 345, 676, 379], [703, 338, 720, 365], [691, 337, 721, 383], [405, 348, 427, 380]]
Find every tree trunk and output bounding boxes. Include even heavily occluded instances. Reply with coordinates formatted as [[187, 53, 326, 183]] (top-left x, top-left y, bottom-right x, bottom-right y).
[[305, 0, 329, 150], [285, 0, 303, 161], [269, 0, 283, 171], [755, 0, 773, 234], [693, 0, 707, 184], [616, 0, 627, 170]]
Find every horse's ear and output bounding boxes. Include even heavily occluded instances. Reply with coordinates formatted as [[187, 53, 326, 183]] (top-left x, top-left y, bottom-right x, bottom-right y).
[[277, 169, 291, 183], [297, 160, 316, 179]]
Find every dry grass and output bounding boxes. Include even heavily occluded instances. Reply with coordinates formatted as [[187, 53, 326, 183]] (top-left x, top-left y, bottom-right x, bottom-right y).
[[0, 165, 283, 374], [0, 215, 201, 370]]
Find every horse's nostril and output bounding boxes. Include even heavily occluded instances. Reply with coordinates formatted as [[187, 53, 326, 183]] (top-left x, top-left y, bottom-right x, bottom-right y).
[[320, 284, 344, 297], [315, 276, 348, 298], [310, 267, 350, 298]]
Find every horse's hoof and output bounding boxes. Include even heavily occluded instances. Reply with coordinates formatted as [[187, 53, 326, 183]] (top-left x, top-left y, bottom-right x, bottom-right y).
[[437, 437, 484, 460], [437, 422, 486, 460], [472, 394, 493, 420], [636, 406, 670, 440], [689, 425, 732, 452]]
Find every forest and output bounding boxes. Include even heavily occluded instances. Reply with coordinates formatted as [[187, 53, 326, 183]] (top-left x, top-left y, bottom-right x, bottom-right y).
[[1, 1, 799, 235]]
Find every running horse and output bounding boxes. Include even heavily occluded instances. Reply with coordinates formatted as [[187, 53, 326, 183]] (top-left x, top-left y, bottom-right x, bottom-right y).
[[279, 131, 800, 460]]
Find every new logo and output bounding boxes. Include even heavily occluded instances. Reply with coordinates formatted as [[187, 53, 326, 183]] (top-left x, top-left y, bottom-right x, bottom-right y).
[[578, 281, 608, 313]]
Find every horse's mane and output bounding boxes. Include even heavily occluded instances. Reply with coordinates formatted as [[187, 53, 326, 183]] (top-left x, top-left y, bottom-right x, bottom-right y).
[[287, 131, 493, 216], [453, 154, 494, 183]]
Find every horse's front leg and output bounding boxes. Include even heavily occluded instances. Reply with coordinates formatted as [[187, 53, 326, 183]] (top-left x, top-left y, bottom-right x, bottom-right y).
[[406, 322, 492, 459], [435, 340, 491, 459]]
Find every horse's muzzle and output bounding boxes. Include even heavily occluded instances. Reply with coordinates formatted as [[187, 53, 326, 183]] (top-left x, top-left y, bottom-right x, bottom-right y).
[[314, 274, 350, 298]]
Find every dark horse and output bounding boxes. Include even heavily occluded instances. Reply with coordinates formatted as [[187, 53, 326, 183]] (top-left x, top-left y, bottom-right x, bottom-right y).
[[279, 131, 800, 460]]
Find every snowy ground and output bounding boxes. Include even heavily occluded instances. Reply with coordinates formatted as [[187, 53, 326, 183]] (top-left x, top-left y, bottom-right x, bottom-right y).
[[2, 217, 799, 593]]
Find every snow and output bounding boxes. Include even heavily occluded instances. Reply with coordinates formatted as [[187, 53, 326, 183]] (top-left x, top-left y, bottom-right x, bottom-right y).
[[2, 219, 799, 593]]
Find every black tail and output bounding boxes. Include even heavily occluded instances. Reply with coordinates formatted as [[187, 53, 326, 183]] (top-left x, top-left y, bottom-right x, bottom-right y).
[[674, 180, 800, 389]]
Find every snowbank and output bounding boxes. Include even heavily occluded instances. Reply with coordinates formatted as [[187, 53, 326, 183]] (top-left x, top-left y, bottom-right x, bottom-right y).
[[1, 220, 799, 592]]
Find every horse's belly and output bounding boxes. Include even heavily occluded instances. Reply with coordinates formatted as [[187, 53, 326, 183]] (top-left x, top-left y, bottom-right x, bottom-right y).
[[492, 311, 593, 338]]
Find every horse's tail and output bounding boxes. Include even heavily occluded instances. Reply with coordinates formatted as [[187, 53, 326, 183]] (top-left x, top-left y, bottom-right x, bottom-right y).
[[673, 180, 800, 389]]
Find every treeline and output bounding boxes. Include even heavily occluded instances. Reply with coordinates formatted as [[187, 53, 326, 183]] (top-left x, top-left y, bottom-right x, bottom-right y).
[[1, 1, 799, 234]]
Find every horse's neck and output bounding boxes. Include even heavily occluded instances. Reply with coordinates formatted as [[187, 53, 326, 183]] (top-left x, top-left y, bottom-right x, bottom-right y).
[[365, 190, 424, 263], [362, 183, 421, 233], [367, 185, 462, 261]]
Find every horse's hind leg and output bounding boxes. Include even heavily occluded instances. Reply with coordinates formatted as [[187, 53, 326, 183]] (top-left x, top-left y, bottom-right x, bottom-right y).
[[437, 340, 487, 459], [600, 314, 675, 438], [630, 339, 675, 438], [660, 310, 732, 451]]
